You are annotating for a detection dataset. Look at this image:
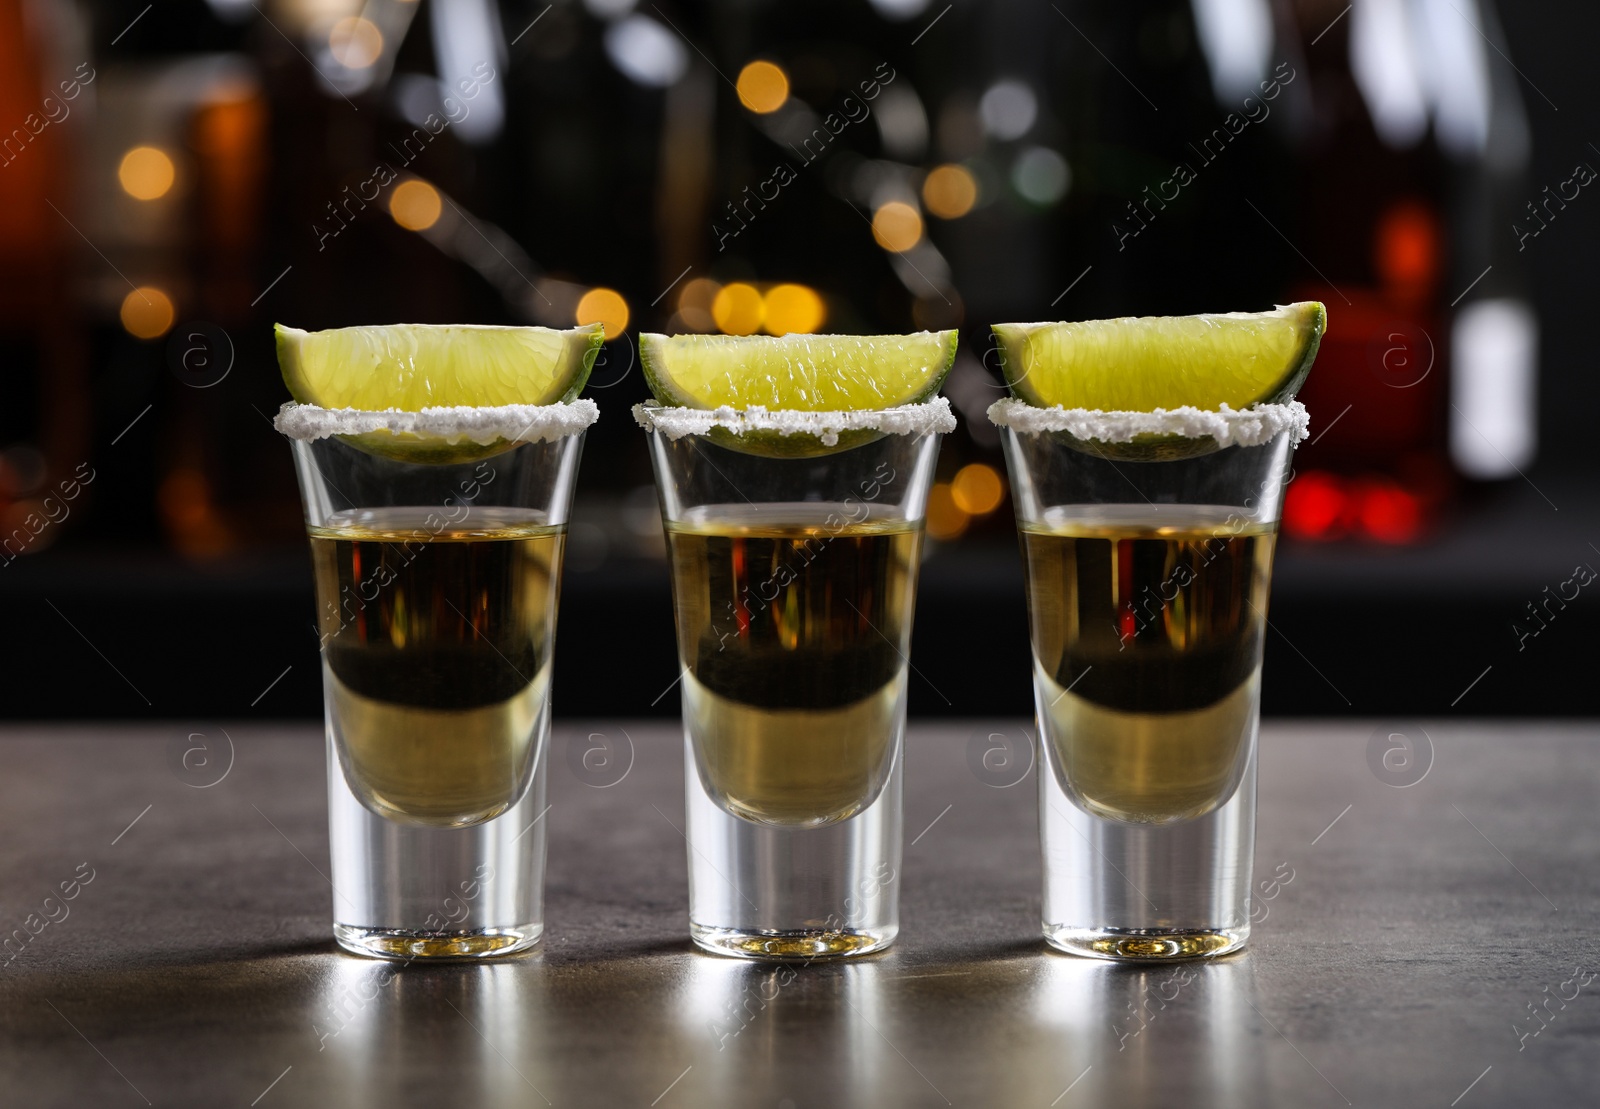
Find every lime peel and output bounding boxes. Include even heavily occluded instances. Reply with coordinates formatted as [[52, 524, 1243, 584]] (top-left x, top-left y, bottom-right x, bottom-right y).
[[274, 399, 598, 444], [987, 398, 1308, 448], [634, 397, 955, 447]]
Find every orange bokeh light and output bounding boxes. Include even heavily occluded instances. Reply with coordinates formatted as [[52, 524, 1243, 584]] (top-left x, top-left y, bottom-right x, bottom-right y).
[[576, 287, 630, 337], [712, 282, 764, 335], [922, 164, 978, 219], [118, 146, 175, 200], [871, 201, 923, 253], [736, 61, 789, 114], [925, 483, 969, 540], [389, 179, 442, 231], [761, 284, 826, 336], [950, 463, 1005, 515], [120, 287, 176, 340]]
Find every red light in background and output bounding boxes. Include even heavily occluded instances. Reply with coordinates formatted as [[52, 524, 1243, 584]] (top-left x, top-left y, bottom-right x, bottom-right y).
[[1283, 470, 1428, 544], [1356, 482, 1423, 544], [1283, 472, 1347, 540], [1375, 201, 1440, 304]]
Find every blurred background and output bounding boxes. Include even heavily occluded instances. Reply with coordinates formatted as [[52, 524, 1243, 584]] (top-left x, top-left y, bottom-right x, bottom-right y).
[[1, 0, 1595, 720]]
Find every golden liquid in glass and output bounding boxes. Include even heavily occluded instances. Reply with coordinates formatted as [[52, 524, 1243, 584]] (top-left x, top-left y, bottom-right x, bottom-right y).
[[1022, 507, 1272, 824], [310, 507, 562, 828], [667, 505, 920, 827]]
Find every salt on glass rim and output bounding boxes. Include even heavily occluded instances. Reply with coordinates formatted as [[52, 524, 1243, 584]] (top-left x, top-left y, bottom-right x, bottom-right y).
[[632, 397, 955, 447], [274, 399, 599, 444], [986, 398, 1309, 448]]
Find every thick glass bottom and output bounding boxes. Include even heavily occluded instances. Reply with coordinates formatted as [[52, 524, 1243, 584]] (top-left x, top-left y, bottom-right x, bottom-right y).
[[1043, 924, 1246, 961], [334, 923, 543, 961], [690, 923, 896, 961]]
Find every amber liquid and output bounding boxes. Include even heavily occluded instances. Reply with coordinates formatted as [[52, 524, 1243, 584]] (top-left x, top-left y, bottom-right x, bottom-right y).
[[310, 507, 564, 828], [666, 505, 921, 827], [1022, 506, 1273, 824]]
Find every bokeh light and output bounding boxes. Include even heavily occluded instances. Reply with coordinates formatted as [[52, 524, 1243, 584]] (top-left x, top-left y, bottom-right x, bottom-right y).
[[712, 282, 764, 335], [0, 500, 57, 554], [1359, 482, 1423, 544], [1282, 471, 1426, 544], [979, 78, 1037, 140], [604, 15, 690, 88], [761, 284, 826, 336], [922, 164, 977, 219], [950, 463, 1005, 515], [159, 467, 211, 532], [1012, 146, 1070, 205], [736, 61, 790, 113], [117, 146, 175, 200], [388, 179, 442, 231], [576, 287, 630, 337], [677, 277, 722, 331], [868, 0, 931, 17], [119, 287, 175, 340], [329, 17, 383, 69], [925, 483, 969, 540], [871, 201, 923, 252], [1376, 201, 1440, 297], [159, 466, 233, 558]]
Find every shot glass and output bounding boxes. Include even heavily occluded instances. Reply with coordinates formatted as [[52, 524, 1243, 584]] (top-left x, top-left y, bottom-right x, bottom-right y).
[[991, 399, 1307, 960], [638, 400, 951, 958], [277, 400, 596, 959]]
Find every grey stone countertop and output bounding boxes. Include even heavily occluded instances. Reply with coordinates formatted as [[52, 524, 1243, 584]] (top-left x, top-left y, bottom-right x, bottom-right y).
[[0, 721, 1596, 1108]]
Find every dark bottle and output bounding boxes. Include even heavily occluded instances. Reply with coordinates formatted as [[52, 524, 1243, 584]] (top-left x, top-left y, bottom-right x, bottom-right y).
[[1278, 0, 1536, 543]]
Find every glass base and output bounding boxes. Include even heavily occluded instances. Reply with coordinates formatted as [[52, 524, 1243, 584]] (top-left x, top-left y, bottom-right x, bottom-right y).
[[334, 923, 543, 961], [1043, 924, 1247, 961], [690, 924, 896, 961]]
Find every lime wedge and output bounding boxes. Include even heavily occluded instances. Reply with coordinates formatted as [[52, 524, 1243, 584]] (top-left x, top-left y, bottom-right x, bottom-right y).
[[640, 331, 958, 411], [276, 322, 604, 409], [275, 322, 603, 463], [993, 303, 1324, 411]]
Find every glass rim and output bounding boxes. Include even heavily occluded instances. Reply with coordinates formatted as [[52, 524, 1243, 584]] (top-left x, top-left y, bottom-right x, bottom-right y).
[[986, 398, 1309, 448], [632, 396, 955, 445], [273, 398, 599, 445]]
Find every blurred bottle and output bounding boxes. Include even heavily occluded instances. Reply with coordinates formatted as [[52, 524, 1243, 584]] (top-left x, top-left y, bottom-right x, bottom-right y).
[[0, 0, 91, 556], [1274, 0, 1535, 543]]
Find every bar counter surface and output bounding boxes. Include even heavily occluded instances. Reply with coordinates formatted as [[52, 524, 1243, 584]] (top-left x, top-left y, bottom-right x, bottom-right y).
[[1, 721, 1595, 1107]]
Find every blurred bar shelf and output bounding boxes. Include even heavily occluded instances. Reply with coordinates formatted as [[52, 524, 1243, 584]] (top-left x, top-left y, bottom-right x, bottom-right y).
[[3, 480, 1593, 719]]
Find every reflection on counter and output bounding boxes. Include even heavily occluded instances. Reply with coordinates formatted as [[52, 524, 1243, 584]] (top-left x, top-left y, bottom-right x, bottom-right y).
[[313, 959, 555, 1109], [1030, 955, 1266, 1106], [677, 956, 892, 1105]]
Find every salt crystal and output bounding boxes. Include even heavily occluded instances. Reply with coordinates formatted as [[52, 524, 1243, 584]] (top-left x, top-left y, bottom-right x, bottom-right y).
[[986, 398, 1309, 448], [273, 399, 599, 444], [633, 397, 956, 446]]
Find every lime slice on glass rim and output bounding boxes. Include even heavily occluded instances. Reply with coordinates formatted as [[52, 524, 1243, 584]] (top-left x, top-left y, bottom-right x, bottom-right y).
[[639, 331, 958, 456], [275, 322, 603, 462], [991, 303, 1324, 459]]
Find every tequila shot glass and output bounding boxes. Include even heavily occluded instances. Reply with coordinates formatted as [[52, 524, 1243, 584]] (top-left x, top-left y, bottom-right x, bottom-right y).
[[277, 400, 595, 959], [991, 399, 1307, 960], [639, 400, 951, 958]]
